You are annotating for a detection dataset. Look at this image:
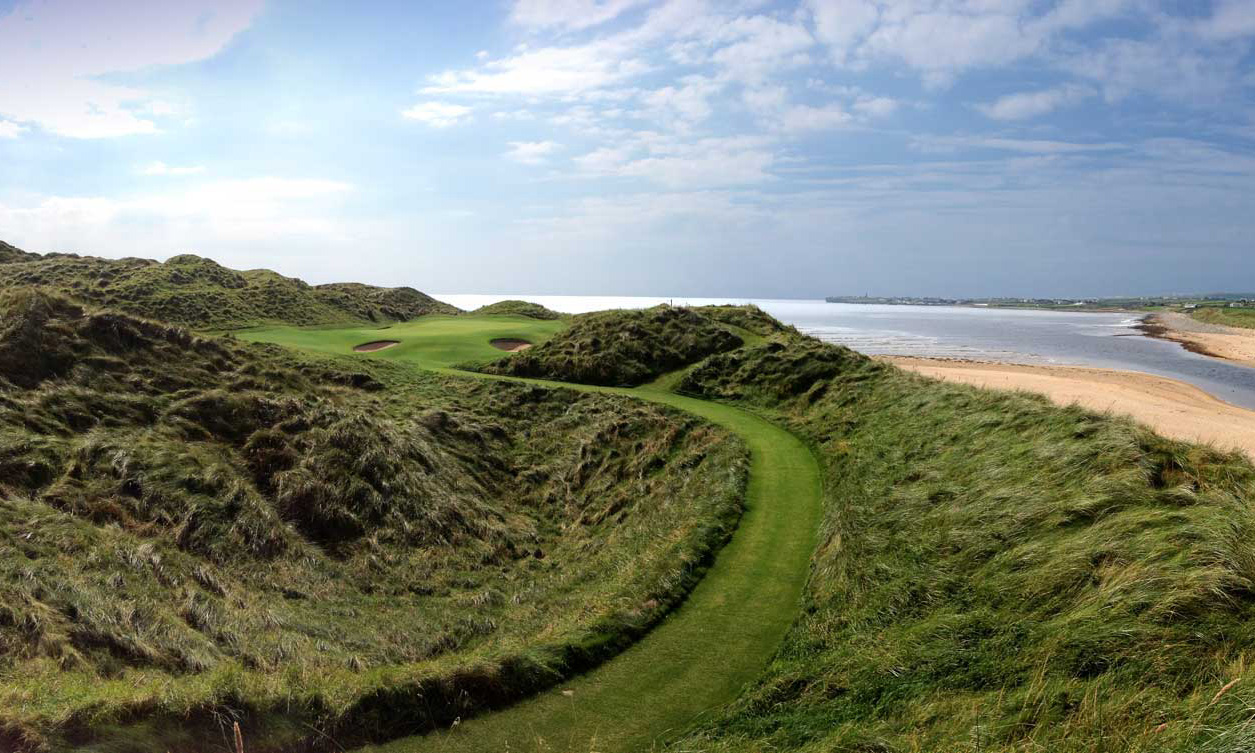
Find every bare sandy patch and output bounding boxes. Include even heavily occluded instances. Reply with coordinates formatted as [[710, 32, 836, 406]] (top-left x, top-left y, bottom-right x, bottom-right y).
[[885, 356, 1255, 460], [490, 338, 532, 352], [1141, 313, 1255, 369], [353, 340, 400, 352]]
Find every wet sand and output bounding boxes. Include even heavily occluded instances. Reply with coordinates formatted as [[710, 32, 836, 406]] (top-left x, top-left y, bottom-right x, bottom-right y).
[[1140, 313, 1255, 369]]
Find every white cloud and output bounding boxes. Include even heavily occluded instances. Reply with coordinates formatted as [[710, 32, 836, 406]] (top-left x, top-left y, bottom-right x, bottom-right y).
[[913, 135, 1126, 155], [806, 0, 1137, 84], [0, 0, 262, 138], [424, 40, 651, 96], [511, 0, 650, 31], [976, 84, 1095, 121], [402, 101, 473, 128], [1197, 0, 1255, 41], [707, 15, 814, 83], [0, 177, 356, 254], [1059, 38, 1237, 103], [141, 161, 206, 176], [780, 103, 852, 132], [642, 76, 724, 128], [853, 96, 898, 118], [590, 136, 777, 188], [806, 0, 879, 65], [506, 140, 560, 165], [742, 85, 789, 114], [0, 120, 26, 139]]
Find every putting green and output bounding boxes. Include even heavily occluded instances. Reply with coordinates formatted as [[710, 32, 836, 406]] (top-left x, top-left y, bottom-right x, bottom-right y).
[[238, 314, 565, 368], [244, 315, 822, 753]]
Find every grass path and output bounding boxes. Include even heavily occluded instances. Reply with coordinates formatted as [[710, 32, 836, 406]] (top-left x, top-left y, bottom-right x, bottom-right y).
[[364, 378, 822, 753], [244, 318, 823, 753]]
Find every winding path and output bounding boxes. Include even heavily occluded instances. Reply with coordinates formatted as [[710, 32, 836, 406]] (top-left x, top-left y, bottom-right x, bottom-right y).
[[359, 373, 824, 753]]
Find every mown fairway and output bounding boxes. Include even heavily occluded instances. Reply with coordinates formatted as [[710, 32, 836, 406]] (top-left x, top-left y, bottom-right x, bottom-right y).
[[245, 315, 824, 753], [238, 314, 566, 368]]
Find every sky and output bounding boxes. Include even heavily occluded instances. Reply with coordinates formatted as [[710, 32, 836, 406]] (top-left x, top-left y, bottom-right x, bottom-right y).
[[0, 0, 1253, 298]]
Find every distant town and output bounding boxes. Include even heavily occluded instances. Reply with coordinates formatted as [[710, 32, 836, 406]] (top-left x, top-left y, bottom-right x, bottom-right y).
[[825, 294, 1255, 312]]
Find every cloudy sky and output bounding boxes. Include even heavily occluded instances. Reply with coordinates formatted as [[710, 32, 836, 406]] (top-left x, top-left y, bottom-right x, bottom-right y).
[[1, 0, 1253, 298]]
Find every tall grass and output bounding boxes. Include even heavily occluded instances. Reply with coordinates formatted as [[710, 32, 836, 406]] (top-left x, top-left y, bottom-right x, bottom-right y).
[[477, 305, 772, 386], [0, 292, 748, 751], [670, 334, 1255, 752], [0, 245, 458, 330]]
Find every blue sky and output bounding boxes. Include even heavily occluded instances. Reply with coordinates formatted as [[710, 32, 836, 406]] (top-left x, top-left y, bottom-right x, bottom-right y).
[[1, 0, 1253, 298]]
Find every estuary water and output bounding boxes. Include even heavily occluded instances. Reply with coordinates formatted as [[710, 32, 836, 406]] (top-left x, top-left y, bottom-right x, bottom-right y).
[[435, 294, 1255, 411]]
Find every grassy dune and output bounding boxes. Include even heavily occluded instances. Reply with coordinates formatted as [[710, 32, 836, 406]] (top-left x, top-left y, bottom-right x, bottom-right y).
[[667, 335, 1255, 752], [470, 300, 567, 320], [1193, 306, 1255, 330], [0, 294, 748, 751], [476, 305, 768, 386], [237, 305, 826, 753], [0, 244, 458, 330], [11, 282, 1255, 753]]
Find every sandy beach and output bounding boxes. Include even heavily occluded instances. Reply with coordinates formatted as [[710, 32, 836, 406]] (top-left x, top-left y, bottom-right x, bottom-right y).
[[1141, 312, 1255, 369], [887, 356, 1255, 459]]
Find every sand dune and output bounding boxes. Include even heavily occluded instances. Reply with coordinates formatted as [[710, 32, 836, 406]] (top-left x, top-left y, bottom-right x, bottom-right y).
[[886, 356, 1255, 460]]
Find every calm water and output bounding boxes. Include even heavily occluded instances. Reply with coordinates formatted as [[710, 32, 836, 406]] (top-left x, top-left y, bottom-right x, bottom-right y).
[[436, 294, 1255, 411]]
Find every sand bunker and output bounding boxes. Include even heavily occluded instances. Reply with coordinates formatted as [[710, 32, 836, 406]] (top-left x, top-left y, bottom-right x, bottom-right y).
[[490, 338, 533, 352], [353, 340, 400, 352]]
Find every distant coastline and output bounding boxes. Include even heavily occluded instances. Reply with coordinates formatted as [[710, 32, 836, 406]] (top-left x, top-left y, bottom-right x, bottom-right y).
[[825, 293, 1255, 315]]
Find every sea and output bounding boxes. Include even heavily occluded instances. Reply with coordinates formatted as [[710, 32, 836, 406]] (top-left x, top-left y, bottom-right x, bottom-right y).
[[435, 294, 1255, 412]]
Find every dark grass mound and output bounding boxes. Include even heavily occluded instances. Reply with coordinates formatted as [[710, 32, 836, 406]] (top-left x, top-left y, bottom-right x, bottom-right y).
[[691, 304, 792, 337], [0, 240, 38, 264], [671, 332, 1255, 753], [0, 292, 747, 751], [477, 305, 745, 386], [471, 300, 566, 320], [0, 243, 459, 330]]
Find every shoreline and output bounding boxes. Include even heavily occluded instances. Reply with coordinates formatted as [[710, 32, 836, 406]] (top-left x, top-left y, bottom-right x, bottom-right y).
[[884, 356, 1255, 460], [1136, 312, 1255, 368]]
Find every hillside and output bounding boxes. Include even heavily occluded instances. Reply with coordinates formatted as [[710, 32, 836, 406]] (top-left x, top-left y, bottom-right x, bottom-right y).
[[476, 305, 746, 386], [663, 332, 1255, 752], [470, 306, 1255, 752], [0, 291, 746, 751], [1192, 305, 1255, 330], [0, 241, 38, 264], [471, 299, 566, 320], [0, 243, 458, 330]]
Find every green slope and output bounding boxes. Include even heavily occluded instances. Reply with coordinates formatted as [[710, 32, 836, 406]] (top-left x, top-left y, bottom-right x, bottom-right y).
[[237, 314, 565, 368], [244, 314, 824, 753]]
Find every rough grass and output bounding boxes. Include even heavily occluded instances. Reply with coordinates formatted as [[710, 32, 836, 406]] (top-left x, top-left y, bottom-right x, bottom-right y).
[[0, 291, 748, 751], [1192, 306, 1255, 330], [669, 332, 1255, 753], [0, 243, 459, 330], [476, 305, 746, 386], [471, 300, 566, 320]]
